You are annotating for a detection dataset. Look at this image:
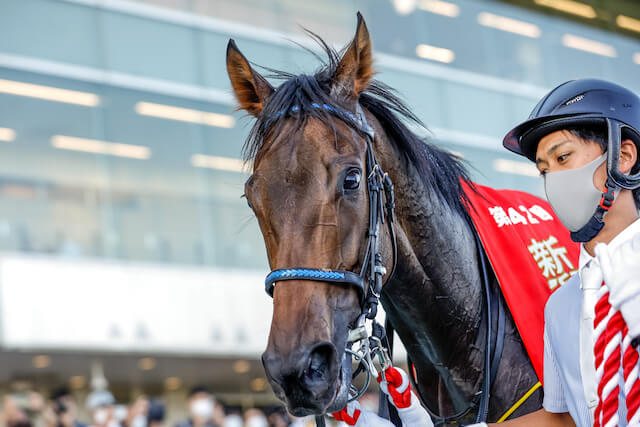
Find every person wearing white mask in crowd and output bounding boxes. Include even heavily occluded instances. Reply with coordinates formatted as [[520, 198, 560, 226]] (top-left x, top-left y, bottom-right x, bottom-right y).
[[125, 396, 149, 427], [244, 409, 268, 427], [222, 410, 242, 427], [86, 390, 120, 427], [175, 386, 219, 427], [222, 412, 242, 427]]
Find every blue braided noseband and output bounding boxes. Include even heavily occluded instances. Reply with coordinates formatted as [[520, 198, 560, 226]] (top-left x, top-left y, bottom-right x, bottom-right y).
[[265, 268, 365, 302]]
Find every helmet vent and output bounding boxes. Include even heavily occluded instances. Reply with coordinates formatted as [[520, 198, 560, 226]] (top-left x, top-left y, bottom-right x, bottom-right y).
[[565, 93, 585, 106]]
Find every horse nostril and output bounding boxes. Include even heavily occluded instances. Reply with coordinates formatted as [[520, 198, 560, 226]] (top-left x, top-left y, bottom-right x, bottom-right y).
[[304, 343, 335, 384], [306, 351, 327, 381]]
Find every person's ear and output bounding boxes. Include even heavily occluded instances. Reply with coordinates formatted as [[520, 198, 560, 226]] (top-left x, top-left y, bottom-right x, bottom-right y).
[[619, 139, 638, 174]]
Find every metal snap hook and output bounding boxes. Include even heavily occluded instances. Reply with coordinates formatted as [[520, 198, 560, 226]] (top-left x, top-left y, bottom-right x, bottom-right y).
[[345, 348, 372, 402]]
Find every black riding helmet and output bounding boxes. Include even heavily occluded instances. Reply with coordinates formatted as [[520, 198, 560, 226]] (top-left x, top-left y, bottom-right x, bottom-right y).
[[503, 78, 640, 191]]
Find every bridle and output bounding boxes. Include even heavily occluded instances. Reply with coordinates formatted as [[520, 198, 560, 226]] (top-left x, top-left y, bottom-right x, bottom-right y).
[[262, 102, 399, 422], [260, 101, 503, 426]]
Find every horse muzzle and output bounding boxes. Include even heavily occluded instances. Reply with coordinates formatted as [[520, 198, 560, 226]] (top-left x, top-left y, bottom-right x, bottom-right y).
[[262, 342, 352, 416]]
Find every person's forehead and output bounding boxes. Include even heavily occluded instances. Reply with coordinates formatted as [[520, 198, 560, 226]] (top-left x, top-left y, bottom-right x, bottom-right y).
[[540, 129, 578, 145], [536, 129, 581, 157]]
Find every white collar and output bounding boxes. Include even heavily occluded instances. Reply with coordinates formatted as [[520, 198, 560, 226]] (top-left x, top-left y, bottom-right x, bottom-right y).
[[578, 217, 640, 286]]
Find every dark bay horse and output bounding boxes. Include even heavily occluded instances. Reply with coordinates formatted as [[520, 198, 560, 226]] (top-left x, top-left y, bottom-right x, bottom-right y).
[[226, 14, 542, 423]]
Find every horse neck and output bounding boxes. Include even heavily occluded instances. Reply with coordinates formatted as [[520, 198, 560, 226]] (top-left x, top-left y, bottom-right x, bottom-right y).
[[375, 132, 483, 324], [373, 130, 486, 410]]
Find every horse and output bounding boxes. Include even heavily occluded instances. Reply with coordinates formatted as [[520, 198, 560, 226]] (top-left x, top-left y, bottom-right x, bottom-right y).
[[225, 13, 543, 424]]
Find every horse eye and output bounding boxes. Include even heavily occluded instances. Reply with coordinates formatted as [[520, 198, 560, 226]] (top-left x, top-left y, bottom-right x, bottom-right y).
[[343, 169, 361, 191]]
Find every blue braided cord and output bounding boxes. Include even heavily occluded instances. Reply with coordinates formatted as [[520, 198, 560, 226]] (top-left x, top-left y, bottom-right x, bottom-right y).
[[343, 111, 359, 122], [265, 268, 345, 285]]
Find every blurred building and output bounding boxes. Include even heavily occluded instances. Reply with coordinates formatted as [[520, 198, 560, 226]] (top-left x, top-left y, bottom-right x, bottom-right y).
[[0, 0, 639, 422]]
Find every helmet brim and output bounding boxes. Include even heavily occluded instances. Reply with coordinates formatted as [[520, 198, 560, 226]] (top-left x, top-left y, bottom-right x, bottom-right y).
[[503, 113, 606, 162]]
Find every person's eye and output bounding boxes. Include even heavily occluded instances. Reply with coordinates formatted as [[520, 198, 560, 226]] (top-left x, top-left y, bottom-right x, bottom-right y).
[[557, 153, 570, 163]]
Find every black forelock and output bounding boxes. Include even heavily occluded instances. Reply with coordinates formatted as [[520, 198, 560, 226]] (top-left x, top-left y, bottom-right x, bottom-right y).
[[242, 32, 355, 163], [241, 31, 474, 219]]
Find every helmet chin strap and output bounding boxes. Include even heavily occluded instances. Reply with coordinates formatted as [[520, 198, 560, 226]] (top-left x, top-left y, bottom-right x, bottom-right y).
[[570, 177, 619, 243]]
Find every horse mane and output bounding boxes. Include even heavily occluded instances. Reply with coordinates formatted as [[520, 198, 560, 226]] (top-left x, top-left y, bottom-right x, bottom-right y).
[[242, 33, 474, 220]]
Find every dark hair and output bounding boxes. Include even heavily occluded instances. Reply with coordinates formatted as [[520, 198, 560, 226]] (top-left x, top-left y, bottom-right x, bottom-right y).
[[50, 386, 71, 401], [188, 385, 211, 397], [148, 399, 165, 422], [566, 125, 640, 209], [223, 406, 243, 416]]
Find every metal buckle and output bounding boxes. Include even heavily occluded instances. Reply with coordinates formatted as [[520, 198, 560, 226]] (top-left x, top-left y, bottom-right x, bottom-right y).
[[347, 323, 368, 343], [369, 335, 392, 371]]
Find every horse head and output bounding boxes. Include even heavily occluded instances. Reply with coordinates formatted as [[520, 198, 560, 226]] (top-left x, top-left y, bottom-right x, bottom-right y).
[[226, 14, 395, 416]]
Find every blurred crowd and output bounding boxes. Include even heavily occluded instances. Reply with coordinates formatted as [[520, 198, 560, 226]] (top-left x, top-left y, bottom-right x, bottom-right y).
[[0, 385, 356, 427]]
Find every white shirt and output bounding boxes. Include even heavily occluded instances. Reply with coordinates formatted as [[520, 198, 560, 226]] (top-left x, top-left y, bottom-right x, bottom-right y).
[[542, 218, 640, 426]]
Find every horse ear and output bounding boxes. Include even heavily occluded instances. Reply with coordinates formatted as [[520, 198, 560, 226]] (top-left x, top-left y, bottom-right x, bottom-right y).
[[226, 39, 274, 116], [331, 12, 374, 100]]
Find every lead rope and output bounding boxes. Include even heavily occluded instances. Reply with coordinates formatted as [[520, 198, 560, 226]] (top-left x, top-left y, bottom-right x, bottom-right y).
[[592, 281, 640, 427]]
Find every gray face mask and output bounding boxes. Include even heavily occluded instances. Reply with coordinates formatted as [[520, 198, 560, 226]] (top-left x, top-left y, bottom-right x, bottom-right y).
[[544, 154, 607, 232]]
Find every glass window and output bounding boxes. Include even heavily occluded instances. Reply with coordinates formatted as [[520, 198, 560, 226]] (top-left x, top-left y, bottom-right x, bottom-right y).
[[102, 10, 200, 84], [0, 68, 107, 256], [0, 68, 266, 269], [443, 81, 509, 138], [0, 0, 99, 67]]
